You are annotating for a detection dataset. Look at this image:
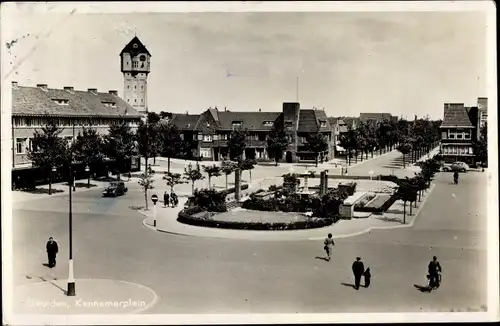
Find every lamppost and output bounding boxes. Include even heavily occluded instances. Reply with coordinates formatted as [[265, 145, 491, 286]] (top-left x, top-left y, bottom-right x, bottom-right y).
[[85, 165, 90, 188], [67, 164, 76, 296], [50, 166, 56, 195]]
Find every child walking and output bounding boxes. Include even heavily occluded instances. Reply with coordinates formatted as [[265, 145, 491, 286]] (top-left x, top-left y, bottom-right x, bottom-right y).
[[363, 267, 371, 288]]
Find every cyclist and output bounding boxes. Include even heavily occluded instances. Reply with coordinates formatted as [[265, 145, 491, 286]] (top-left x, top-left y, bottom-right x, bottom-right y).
[[428, 256, 442, 289]]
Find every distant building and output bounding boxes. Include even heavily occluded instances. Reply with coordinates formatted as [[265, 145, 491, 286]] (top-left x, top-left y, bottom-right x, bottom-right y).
[[170, 103, 334, 163], [10, 82, 141, 189], [439, 98, 485, 165], [359, 113, 398, 123], [120, 36, 151, 116], [477, 97, 488, 131]]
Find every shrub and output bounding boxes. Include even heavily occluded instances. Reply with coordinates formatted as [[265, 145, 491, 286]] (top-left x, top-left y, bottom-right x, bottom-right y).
[[338, 182, 357, 196], [268, 185, 280, 191], [379, 175, 400, 183], [193, 188, 228, 212], [177, 214, 335, 230]]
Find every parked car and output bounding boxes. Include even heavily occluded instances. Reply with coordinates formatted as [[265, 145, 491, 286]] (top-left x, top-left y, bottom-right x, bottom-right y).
[[441, 163, 453, 172], [102, 181, 128, 197], [451, 161, 470, 172]]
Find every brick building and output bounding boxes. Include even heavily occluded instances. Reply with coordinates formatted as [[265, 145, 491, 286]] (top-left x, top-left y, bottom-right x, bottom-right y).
[[439, 98, 486, 165], [170, 103, 334, 163], [11, 82, 142, 189]]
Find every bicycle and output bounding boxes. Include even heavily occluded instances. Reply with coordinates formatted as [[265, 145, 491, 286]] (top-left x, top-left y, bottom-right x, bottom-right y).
[[426, 272, 442, 292]]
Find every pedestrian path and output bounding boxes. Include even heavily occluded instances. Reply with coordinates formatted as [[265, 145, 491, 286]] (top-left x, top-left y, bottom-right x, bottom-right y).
[[139, 183, 436, 241]]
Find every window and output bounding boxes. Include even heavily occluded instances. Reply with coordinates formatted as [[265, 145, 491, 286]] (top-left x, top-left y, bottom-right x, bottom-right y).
[[141, 99, 143, 103], [464, 132, 471, 139], [285, 120, 293, 128], [263, 121, 274, 127], [203, 135, 212, 142], [219, 134, 227, 140], [101, 101, 117, 108], [16, 138, 27, 154], [319, 120, 327, 128], [442, 131, 447, 139], [456, 133, 463, 139], [52, 99, 69, 106], [469, 147, 473, 154], [132, 61, 138, 68], [232, 121, 242, 127], [127, 99, 130, 102], [134, 85, 137, 89], [141, 85, 144, 90], [134, 99, 137, 103], [200, 148, 211, 158], [127, 85, 130, 89]]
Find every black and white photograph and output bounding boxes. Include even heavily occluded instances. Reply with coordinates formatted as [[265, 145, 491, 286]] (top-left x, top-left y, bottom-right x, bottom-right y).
[[1, 1, 498, 324]]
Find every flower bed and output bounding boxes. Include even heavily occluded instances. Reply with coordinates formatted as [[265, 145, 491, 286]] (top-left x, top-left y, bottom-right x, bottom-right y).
[[177, 213, 335, 231], [354, 193, 398, 213]]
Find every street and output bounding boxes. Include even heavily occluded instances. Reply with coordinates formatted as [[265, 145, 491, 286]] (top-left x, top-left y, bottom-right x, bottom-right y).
[[11, 151, 489, 313]]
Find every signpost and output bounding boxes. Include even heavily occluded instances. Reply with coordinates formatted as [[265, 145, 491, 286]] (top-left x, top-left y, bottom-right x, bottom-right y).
[[151, 194, 158, 227]]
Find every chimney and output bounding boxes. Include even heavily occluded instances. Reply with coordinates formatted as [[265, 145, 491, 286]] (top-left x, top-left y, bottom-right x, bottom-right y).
[[12, 81, 18, 88], [259, 108, 262, 112], [63, 86, 74, 92], [224, 107, 227, 112], [88, 88, 97, 94], [37, 84, 48, 91], [109, 90, 118, 96]]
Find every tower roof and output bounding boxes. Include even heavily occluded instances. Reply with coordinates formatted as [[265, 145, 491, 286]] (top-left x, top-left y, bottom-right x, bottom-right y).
[[120, 36, 151, 57]]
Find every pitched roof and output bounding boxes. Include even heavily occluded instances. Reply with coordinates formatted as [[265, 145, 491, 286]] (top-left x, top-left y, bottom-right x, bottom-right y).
[[441, 104, 475, 127], [12, 85, 141, 118], [360, 113, 394, 121], [217, 111, 281, 131], [120, 36, 151, 56], [170, 113, 201, 130]]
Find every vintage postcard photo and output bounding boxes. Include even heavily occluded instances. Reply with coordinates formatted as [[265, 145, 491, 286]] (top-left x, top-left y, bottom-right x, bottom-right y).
[[1, 1, 498, 325]]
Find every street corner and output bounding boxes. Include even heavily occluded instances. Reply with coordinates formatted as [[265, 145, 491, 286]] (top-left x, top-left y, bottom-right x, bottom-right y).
[[13, 278, 158, 315]]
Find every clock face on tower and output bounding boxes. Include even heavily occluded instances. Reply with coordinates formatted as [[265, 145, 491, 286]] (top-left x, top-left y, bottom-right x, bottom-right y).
[[139, 55, 146, 61]]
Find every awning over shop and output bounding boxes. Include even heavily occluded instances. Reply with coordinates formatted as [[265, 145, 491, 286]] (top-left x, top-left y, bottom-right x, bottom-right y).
[[336, 145, 345, 152]]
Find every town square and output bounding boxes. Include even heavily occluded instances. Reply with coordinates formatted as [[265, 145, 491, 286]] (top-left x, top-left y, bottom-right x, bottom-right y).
[[2, 2, 498, 324]]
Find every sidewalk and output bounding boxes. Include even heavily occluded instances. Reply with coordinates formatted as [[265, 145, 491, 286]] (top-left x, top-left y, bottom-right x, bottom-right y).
[[139, 182, 436, 241]]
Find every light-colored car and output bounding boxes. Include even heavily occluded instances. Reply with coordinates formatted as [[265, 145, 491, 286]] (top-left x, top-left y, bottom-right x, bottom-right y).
[[451, 161, 470, 172], [441, 163, 453, 172]]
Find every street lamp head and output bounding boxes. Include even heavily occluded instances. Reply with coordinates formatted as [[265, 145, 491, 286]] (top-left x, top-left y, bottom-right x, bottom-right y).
[[52, 167, 57, 172], [85, 165, 90, 172]]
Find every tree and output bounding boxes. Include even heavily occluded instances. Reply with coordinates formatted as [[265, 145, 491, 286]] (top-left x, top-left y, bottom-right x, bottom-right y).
[[238, 158, 257, 182], [473, 122, 488, 166], [183, 162, 205, 195], [192, 188, 227, 212], [228, 128, 248, 161], [72, 127, 105, 187], [339, 126, 358, 165], [305, 132, 328, 167], [395, 178, 418, 223], [163, 172, 186, 193], [396, 137, 413, 168], [376, 119, 391, 155], [138, 166, 155, 211], [103, 118, 137, 179], [159, 122, 184, 173], [137, 112, 161, 174], [266, 124, 289, 166], [220, 160, 237, 189], [203, 164, 222, 189], [27, 119, 69, 194]]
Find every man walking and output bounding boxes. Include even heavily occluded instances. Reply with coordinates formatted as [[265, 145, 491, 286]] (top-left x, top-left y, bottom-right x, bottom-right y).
[[46, 237, 59, 268], [164, 191, 169, 207], [352, 257, 365, 290], [428, 256, 442, 288], [324, 233, 335, 261]]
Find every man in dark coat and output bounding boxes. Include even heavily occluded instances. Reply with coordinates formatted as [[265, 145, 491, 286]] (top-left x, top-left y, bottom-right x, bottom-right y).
[[164, 191, 169, 207], [46, 237, 59, 268], [352, 257, 365, 290], [428, 256, 442, 288]]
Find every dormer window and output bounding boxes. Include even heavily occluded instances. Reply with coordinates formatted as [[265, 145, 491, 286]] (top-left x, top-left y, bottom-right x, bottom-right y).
[[285, 120, 293, 128], [319, 120, 327, 128], [102, 101, 117, 108], [263, 121, 274, 127], [52, 99, 69, 106], [232, 121, 242, 127]]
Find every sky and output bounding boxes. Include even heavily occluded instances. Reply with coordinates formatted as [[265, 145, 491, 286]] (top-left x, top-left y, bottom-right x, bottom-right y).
[[2, 3, 491, 120]]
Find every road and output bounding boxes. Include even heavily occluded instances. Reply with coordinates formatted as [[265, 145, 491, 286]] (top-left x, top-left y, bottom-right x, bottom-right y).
[[11, 151, 489, 313]]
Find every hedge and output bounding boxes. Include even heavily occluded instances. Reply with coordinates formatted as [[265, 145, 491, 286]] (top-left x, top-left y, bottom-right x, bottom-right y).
[[177, 214, 335, 231], [378, 175, 400, 183], [221, 184, 249, 196]]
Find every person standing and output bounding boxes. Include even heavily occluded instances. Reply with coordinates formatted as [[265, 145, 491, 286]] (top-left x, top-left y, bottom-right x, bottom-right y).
[[46, 237, 59, 268], [352, 257, 365, 290], [164, 191, 169, 207], [428, 256, 442, 288], [324, 233, 335, 261]]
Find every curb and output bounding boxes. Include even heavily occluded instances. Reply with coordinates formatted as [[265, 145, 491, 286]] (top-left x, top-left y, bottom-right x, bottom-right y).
[[307, 183, 436, 240], [137, 183, 436, 242]]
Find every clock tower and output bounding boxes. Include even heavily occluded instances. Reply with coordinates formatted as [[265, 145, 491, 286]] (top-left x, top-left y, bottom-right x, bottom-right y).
[[120, 36, 151, 115]]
